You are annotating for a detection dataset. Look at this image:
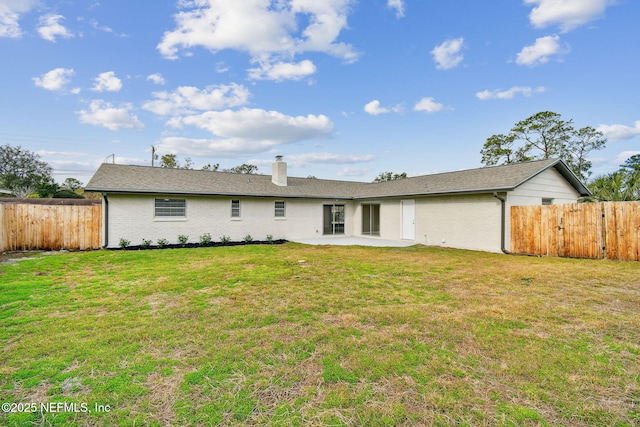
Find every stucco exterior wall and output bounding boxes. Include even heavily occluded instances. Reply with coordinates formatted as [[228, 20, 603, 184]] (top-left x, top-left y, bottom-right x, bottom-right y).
[[104, 194, 351, 248]]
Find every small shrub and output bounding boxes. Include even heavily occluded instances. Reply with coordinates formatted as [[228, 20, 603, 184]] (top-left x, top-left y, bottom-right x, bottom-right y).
[[199, 233, 212, 245], [220, 235, 231, 244], [178, 234, 189, 245], [266, 234, 273, 243], [119, 238, 131, 249], [243, 234, 253, 242], [141, 239, 152, 249], [157, 238, 169, 248]]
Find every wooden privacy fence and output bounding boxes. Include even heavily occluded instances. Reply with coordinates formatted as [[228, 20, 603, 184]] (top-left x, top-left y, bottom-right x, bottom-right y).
[[0, 199, 102, 251], [511, 201, 640, 261]]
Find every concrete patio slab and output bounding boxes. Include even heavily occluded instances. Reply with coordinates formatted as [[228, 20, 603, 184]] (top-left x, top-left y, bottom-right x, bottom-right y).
[[291, 236, 416, 247]]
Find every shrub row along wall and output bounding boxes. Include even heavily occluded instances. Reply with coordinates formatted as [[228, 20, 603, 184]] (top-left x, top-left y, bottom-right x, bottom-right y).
[[0, 200, 102, 251], [511, 201, 640, 261]]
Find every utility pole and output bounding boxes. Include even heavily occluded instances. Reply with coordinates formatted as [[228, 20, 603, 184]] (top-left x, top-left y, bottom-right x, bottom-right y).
[[151, 145, 158, 167]]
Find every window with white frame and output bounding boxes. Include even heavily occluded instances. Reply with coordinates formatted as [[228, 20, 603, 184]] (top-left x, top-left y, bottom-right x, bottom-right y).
[[274, 200, 286, 217], [542, 198, 554, 205], [155, 198, 186, 217], [231, 200, 240, 217]]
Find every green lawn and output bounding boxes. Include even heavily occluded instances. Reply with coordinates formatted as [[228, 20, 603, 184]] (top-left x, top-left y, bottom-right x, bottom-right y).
[[1, 244, 639, 426]]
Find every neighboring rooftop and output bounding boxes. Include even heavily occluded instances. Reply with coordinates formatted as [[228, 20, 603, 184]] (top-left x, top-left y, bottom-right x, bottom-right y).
[[85, 158, 591, 199]]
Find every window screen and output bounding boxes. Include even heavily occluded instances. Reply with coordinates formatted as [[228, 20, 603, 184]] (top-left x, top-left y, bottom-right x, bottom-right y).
[[155, 198, 186, 217], [231, 200, 240, 217]]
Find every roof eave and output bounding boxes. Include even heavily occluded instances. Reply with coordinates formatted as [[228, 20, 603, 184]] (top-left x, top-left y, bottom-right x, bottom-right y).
[[88, 188, 353, 200], [511, 159, 592, 197], [354, 187, 515, 199]]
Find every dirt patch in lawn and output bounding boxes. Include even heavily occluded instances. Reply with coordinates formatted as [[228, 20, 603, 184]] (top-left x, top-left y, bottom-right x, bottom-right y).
[[0, 250, 69, 265]]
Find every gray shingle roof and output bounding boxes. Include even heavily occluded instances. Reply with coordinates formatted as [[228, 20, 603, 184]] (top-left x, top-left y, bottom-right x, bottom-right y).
[[85, 158, 591, 199]]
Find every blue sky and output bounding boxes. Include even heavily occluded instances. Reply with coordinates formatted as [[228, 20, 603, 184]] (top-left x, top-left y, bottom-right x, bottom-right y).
[[1, 0, 638, 185]]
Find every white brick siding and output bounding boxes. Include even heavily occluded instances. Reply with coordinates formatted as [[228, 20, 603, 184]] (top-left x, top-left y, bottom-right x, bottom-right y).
[[415, 194, 502, 252], [102, 167, 580, 252], [105, 194, 353, 248]]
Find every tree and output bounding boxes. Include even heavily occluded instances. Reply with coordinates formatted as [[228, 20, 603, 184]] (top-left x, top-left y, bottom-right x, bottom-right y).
[[480, 111, 606, 181], [182, 157, 194, 170], [62, 178, 83, 191], [225, 164, 258, 174], [565, 126, 606, 180], [373, 171, 407, 182], [588, 155, 640, 201], [159, 154, 194, 169], [589, 172, 634, 201], [202, 163, 220, 171], [0, 145, 54, 195], [511, 111, 572, 160], [480, 133, 522, 166], [55, 177, 85, 199], [621, 154, 640, 172], [159, 154, 179, 169]]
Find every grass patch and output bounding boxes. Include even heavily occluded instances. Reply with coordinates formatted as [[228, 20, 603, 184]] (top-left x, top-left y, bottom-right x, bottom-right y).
[[1, 244, 639, 426]]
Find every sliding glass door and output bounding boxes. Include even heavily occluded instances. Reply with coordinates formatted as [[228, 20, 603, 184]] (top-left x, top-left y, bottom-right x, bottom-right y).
[[362, 203, 380, 235], [323, 204, 345, 235]]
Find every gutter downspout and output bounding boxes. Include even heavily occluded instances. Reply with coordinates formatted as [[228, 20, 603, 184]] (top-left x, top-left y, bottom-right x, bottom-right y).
[[102, 193, 109, 249], [493, 192, 510, 254]]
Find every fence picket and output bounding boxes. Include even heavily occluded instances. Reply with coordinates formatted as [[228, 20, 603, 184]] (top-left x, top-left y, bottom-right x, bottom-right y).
[[0, 201, 102, 251], [512, 201, 640, 261]]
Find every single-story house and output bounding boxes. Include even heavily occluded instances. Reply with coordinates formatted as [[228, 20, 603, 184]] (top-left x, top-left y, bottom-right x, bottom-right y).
[[85, 157, 591, 253]]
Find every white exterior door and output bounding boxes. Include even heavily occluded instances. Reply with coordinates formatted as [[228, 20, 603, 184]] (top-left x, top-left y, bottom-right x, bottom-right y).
[[402, 200, 415, 240]]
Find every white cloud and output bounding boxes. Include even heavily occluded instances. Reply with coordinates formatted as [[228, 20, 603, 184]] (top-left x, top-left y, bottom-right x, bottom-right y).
[[89, 19, 128, 37], [0, 0, 38, 38], [92, 71, 123, 92], [35, 150, 98, 178], [516, 35, 568, 67], [248, 59, 317, 81], [413, 97, 444, 113], [216, 62, 230, 73], [159, 108, 334, 157], [364, 100, 388, 116], [597, 120, 640, 142], [615, 151, 640, 165], [387, 0, 405, 18], [143, 83, 251, 116], [337, 167, 371, 177], [476, 86, 546, 100], [431, 37, 464, 70], [364, 100, 403, 116], [146, 73, 166, 85], [37, 14, 74, 42], [157, 0, 358, 80], [32, 68, 75, 91], [525, 0, 611, 32], [284, 152, 376, 167], [77, 100, 144, 131]]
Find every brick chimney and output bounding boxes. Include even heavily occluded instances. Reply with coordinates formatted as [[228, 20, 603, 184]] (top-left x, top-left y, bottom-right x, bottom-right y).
[[272, 155, 287, 186]]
